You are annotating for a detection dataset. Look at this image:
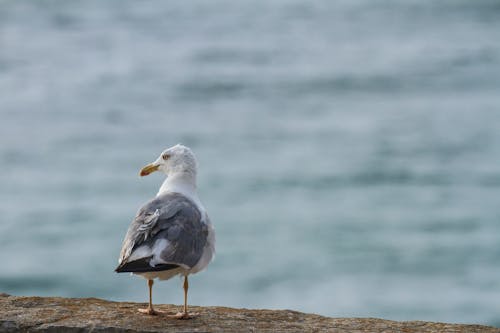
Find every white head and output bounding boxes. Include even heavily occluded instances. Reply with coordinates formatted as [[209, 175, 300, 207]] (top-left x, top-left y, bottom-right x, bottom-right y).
[[140, 144, 198, 178]]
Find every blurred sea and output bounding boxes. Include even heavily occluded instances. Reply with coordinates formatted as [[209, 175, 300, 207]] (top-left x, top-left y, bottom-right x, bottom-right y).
[[1, 0, 500, 327]]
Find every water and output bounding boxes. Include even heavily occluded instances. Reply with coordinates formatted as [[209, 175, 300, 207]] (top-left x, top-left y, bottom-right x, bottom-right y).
[[1, 0, 500, 327]]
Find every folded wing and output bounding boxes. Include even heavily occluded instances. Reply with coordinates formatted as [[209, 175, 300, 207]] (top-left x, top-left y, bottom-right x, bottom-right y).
[[115, 192, 208, 273]]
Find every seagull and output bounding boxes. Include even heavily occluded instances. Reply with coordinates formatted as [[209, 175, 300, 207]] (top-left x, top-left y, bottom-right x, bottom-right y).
[[115, 144, 215, 319]]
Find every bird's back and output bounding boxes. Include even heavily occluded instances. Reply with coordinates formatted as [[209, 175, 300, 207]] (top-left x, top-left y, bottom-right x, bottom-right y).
[[116, 192, 209, 274]]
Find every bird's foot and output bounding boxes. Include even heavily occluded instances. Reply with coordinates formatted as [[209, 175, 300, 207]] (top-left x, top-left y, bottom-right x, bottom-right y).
[[170, 311, 197, 320], [138, 307, 160, 315]]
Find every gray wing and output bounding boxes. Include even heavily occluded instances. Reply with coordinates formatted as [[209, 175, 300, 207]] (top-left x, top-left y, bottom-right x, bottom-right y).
[[115, 192, 208, 273]]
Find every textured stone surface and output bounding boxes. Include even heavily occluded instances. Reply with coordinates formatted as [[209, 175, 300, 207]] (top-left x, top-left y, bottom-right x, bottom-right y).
[[0, 293, 498, 332]]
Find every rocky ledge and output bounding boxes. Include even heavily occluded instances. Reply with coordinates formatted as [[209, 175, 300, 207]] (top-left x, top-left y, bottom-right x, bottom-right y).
[[0, 293, 498, 333]]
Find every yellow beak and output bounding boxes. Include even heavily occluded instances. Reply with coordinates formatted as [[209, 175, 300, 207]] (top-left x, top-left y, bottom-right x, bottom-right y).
[[140, 163, 159, 177]]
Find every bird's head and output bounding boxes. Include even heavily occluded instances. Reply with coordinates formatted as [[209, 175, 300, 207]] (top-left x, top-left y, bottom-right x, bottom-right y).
[[140, 144, 198, 177]]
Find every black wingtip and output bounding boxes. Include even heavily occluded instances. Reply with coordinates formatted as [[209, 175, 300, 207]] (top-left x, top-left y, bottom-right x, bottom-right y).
[[115, 258, 180, 273], [115, 261, 130, 273]]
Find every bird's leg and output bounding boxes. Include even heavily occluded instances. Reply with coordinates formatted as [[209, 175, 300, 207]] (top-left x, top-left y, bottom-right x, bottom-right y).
[[172, 275, 197, 319], [138, 279, 158, 315], [183, 275, 188, 315]]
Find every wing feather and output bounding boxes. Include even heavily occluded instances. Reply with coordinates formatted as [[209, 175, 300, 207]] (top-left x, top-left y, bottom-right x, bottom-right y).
[[115, 192, 208, 273]]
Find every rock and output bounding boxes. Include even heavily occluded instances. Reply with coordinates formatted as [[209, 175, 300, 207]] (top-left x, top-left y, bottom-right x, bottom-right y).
[[0, 293, 498, 332]]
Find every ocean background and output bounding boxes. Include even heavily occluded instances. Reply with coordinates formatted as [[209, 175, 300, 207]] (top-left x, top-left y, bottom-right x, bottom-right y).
[[1, 0, 500, 327]]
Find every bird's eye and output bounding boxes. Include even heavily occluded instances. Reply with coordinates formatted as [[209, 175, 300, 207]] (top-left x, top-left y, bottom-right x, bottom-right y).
[[162, 153, 170, 160]]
